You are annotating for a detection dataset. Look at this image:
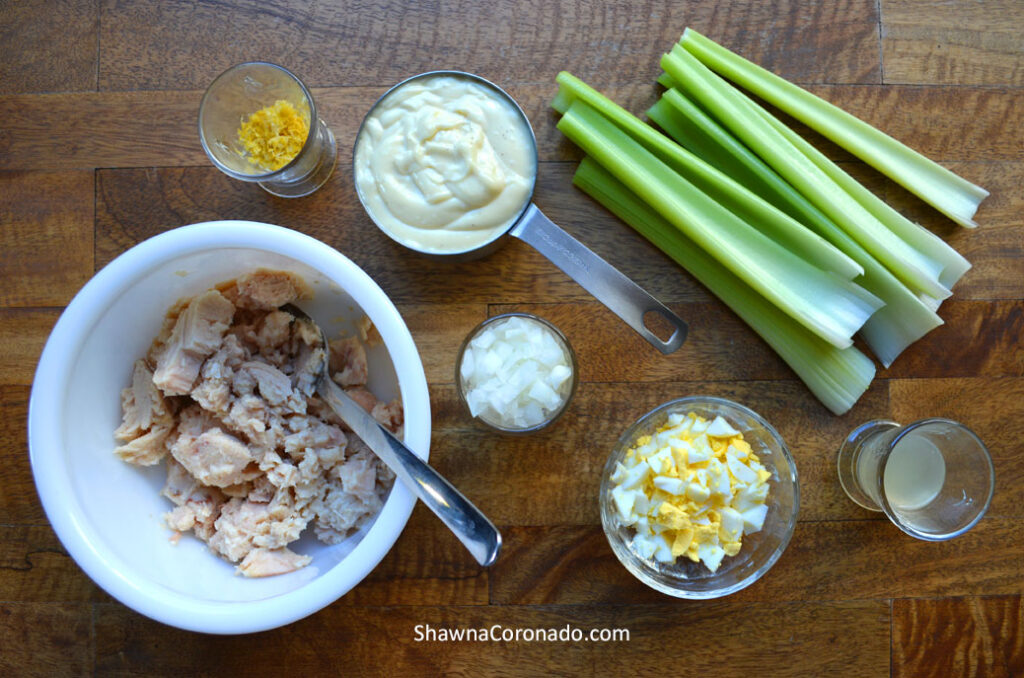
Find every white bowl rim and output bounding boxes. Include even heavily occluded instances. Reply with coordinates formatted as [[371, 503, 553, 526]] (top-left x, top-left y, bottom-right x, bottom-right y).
[[27, 220, 431, 634]]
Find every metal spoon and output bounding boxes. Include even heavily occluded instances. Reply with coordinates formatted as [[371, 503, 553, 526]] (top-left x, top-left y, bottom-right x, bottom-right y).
[[282, 304, 502, 567]]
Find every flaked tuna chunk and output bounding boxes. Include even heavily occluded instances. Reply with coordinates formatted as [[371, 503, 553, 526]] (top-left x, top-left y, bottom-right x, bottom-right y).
[[312, 477, 382, 544], [329, 336, 368, 387], [292, 341, 326, 397], [371, 398, 404, 434], [344, 386, 379, 415], [162, 457, 197, 506], [237, 360, 300, 409], [334, 451, 377, 500], [237, 547, 312, 577], [208, 492, 309, 563], [283, 416, 347, 455], [162, 459, 226, 541], [191, 334, 246, 417], [114, 427, 171, 466], [254, 310, 294, 352], [229, 269, 310, 311], [226, 394, 286, 454], [247, 476, 277, 503], [115, 360, 172, 442], [153, 290, 234, 395], [170, 421, 256, 488]]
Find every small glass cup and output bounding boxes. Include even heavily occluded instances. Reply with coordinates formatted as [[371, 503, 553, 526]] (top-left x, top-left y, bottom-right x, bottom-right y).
[[600, 396, 799, 598], [198, 62, 337, 198], [837, 418, 994, 541], [455, 313, 578, 435]]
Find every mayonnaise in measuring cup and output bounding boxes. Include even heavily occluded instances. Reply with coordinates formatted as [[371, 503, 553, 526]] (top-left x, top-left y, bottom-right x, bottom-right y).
[[354, 74, 536, 253]]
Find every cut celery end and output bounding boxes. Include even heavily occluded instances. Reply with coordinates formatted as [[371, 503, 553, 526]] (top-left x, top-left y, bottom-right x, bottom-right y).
[[573, 158, 875, 415], [657, 72, 677, 90], [679, 27, 988, 229], [651, 85, 943, 366], [556, 100, 881, 349], [750, 102, 970, 290], [551, 71, 863, 280], [662, 46, 950, 301]]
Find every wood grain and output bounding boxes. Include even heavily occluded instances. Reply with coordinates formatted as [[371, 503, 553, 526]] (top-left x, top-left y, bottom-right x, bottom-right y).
[[0, 309, 59, 386], [0, 171, 94, 308], [97, 0, 881, 92], [893, 596, 1024, 678], [0, 604, 92, 678], [6, 84, 1021, 173], [489, 517, 1024, 606], [0, 525, 105, 604], [882, 0, 1024, 86], [884, 302, 1024, 378], [402, 305, 487, 386], [92, 599, 889, 677], [0, 0, 97, 95], [0, 386, 45, 524]]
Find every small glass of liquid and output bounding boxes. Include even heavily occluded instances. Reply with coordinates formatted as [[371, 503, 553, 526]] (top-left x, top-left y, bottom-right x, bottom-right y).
[[836, 419, 994, 540]]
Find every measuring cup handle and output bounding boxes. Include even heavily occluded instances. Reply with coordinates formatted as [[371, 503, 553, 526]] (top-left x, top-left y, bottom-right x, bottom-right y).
[[509, 204, 687, 354]]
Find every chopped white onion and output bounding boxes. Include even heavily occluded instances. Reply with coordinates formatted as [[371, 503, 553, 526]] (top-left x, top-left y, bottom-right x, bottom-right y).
[[460, 316, 573, 429]]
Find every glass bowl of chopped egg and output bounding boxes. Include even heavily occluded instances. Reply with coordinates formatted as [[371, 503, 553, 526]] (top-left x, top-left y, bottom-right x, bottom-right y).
[[600, 396, 798, 598]]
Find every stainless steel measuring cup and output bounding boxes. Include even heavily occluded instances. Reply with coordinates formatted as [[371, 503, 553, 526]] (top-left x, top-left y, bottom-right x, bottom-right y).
[[352, 71, 687, 354]]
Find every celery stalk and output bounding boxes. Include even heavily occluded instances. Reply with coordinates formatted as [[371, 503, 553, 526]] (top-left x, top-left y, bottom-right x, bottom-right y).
[[555, 100, 882, 349], [649, 90, 843, 239], [551, 72, 863, 280], [750, 103, 971, 290], [573, 157, 875, 415], [650, 86, 943, 366], [679, 28, 988, 229], [662, 46, 951, 301]]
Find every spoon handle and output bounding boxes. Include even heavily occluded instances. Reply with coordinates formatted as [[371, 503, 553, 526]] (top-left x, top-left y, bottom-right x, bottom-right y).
[[317, 377, 502, 567]]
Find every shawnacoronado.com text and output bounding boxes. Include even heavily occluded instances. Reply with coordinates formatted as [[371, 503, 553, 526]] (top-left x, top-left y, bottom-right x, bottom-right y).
[[413, 624, 630, 643]]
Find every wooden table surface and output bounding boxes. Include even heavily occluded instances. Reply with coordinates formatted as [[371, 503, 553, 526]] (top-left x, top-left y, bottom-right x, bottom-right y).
[[3, 1, 1023, 676]]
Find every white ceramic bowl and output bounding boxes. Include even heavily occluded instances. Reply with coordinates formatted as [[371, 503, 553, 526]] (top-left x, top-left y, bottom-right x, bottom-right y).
[[28, 221, 431, 634]]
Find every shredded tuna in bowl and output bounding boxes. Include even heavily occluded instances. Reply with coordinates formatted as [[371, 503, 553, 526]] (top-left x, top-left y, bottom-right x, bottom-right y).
[[28, 221, 431, 634]]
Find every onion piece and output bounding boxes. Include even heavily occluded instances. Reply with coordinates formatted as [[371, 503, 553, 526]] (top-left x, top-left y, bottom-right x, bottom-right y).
[[459, 315, 574, 429]]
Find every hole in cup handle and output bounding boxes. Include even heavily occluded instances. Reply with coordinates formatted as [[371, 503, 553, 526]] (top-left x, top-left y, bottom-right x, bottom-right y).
[[643, 307, 686, 350]]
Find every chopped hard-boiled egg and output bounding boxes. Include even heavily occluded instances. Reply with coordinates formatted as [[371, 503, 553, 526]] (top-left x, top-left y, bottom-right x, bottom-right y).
[[609, 412, 772, 572]]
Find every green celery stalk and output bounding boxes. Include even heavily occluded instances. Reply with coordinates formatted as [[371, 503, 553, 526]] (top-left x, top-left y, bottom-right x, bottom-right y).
[[679, 28, 988, 229], [573, 157, 875, 415], [749, 102, 971, 290], [551, 71, 862, 280], [650, 87, 943, 367], [662, 45, 951, 301], [555, 99, 882, 349], [648, 90, 842, 238]]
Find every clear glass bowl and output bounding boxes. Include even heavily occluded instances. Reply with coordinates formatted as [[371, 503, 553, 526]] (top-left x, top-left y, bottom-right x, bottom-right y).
[[455, 312, 578, 434], [600, 396, 799, 598], [198, 62, 337, 197]]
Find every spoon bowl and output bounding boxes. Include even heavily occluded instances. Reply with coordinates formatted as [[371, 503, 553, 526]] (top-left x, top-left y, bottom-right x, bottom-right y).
[[282, 304, 503, 567]]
